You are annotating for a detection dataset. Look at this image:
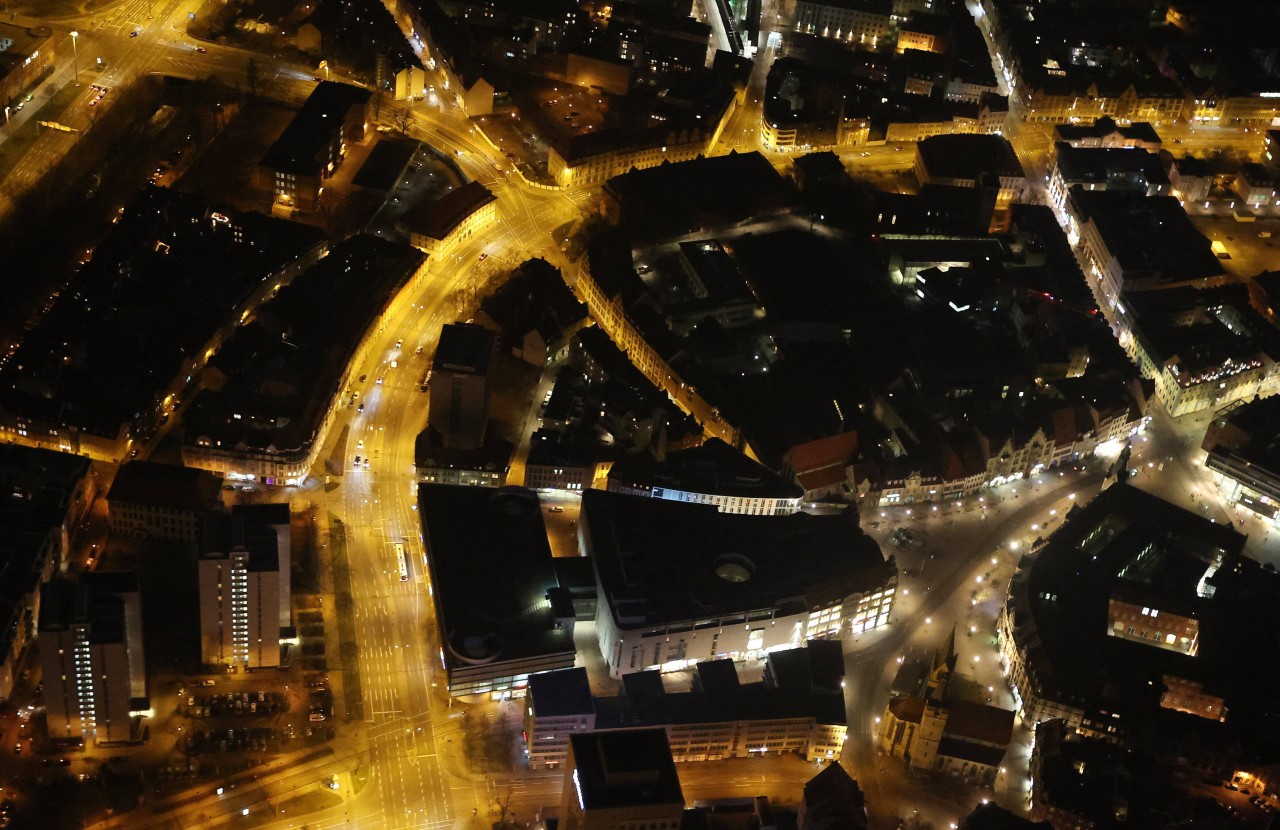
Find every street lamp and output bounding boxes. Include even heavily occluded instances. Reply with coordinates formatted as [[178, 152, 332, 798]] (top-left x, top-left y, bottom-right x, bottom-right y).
[[70, 30, 80, 86]]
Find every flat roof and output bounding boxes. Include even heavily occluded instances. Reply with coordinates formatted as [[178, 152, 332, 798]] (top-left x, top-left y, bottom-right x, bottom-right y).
[[1054, 144, 1168, 186], [352, 138, 418, 192], [433, 322, 494, 376], [582, 489, 894, 629], [260, 81, 371, 176], [108, 460, 222, 514], [607, 438, 802, 501], [399, 181, 495, 242], [1069, 191, 1224, 285], [568, 729, 684, 809], [528, 666, 594, 717], [916, 134, 1024, 181], [418, 485, 575, 671]]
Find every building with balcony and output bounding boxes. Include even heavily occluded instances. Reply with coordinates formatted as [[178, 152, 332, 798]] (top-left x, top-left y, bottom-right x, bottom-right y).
[[40, 573, 147, 745], [581, 489, 896, 678]]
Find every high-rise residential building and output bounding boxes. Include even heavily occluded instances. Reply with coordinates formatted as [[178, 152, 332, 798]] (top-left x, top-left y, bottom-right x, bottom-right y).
[[560, 729, 685, 830], [197, 508, 288, 670], [428, 323, 495, 450], [39, 574, 147, 745]]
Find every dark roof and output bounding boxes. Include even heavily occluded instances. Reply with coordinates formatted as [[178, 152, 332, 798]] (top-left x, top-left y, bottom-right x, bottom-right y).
[[414, 427, 513, 473], [433, 323, 494, 376], [231, 502, 291, 527], [802, 763, 866, 830], [583, 489, 894, 629], [418, 485, 574, 671], [528, 666, 594, 717], [108, 461, 222, 513], [352, 138, 418, 192], [961, 802, 1053, 830], [944, 700, 1015, 746], [767, 639, 845, 694], [936, 737, 1007, 767], [183, 236, 425, 458], [38, 576, 128, 644], [568, 730, 685, 809], [479, 258, 586, 345], [1054, 116, 1161, 145], [607, 438, 802, 501], [1068, 191, 1224, 285], [400, 181, 495, 242], [916, 134, 1024, 181], [1054, 144, 1169, 187], [260, 81, 371, 176]]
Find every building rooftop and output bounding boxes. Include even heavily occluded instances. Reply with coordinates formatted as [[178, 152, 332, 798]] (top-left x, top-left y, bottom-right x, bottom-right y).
[[352, 138, 418, 192], [0, 188, 323, 440], [260, 81, 371, 176], [582, 489, 894, 629], [1054, 144, 1169, 187], [960, 801, 1052, 830], [433, 322, 495, 376], [607, 438, 802, 502], [1005, 483, 1280, 730], [108, 461, 222, 514], [478, 258, 586, 351], [528, 665, 594, 717], [400, 181, 495, 242], [568, 729, 685, 810], [1053, 116, 1160, 146], [183, 235, 423, 462], [801, 762, 866, 830], [38, 576, 128, 644], [916, 134, 1024, 182], [418, 485, 575, 672], [1069, 190, 1225, 285]]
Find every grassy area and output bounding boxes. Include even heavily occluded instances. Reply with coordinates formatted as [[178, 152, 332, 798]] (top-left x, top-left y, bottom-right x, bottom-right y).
[[0, 83, 81, 183], [328, 517, 364, 720], [231, 788, 342, 829]]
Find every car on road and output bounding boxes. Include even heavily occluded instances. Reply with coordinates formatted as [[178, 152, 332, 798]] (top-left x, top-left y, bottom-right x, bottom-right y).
[[201, 679, 216, 687], [354, 455, 361, 466], [195, 46, 207, 53], [130, 30, 140, 37], [357, 403, 365, 413]]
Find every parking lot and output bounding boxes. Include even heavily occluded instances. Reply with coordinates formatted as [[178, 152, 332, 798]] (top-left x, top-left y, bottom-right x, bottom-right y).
[[1189, 215, 1280, 281]]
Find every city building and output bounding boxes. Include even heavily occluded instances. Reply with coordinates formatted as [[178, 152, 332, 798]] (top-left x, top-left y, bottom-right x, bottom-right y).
[[1234, 163, 1278, 211], [1046, 144, 1170, 212], [1051, 117, 1161, 153], [182, 236, 428, 483], [197, 505, 292, 670], [782, 431, 861, 502], [40, 573, 147, 745], [418, 485, 576, 697], [0, 23, 55, 111], [913, 134, 1027, 228], [398, 181, 497, 254], [997, 483, 1280, 748], [476, 258, 587, 368], [961, 802, 1051, 830], [198, 542, 281, 671], [581, 489, 896, 677], [1066, 190, 1228, 310], [106, 461, 223, 544], [0, 446, 96, 701], [1166, 155, 1214, 204], [606, 438, 802, 515], [524, 427, 602, 492], [560, 729, 685, 830], [879, 631, 1015, 784], [897, 11, 951, 53], [258, 81, 373, 213], [429, 323, 495, 451], [797, 762, 867, 830], [525, 642, 847, 768], [414, 427, 512, 488], [1116, 284, 1279, 418], [1202, 396, 1280, 527], [793, 0, 893, 47]]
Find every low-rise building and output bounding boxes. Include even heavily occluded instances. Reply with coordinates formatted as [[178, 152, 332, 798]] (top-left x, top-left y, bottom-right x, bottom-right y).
[[1202, 396, 1280, 527], [1234, 163, 1278, 211], [398, 181, 497, 255], [419, 485, 577, 698], [1051, 117, 1161, 153], [1047, 144, 1170, 211], [560, 729, 685, 830], [40, 573, 147, 745], [0, 446, 96, 702], [880, 631, 1015, 785], [607, 438, 802, 515], [107, 461, 223, 544], [581, 489, 896, 678], [793, 0, 893, 47], [913, 135, 1027, 229], [0, 23, 55, 111], [997, 483, 1280, 747], [526, 643, 847, 768], [1166, 155, 1213, 204], [259, 81, 372, 213]]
